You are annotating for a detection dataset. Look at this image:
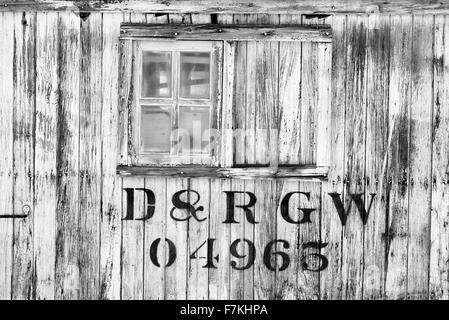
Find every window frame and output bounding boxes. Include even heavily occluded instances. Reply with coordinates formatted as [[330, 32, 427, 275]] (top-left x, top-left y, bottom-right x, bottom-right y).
[[118, 23, 332, 179], [130, 39, 223, 167]]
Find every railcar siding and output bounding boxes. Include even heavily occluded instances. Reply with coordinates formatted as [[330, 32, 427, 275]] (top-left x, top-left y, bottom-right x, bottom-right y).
[[0, 12, 447, 300]]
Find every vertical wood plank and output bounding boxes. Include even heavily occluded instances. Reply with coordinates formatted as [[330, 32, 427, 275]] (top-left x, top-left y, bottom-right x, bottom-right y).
[[320, 15, 346, 300], [300, 25, 318, 165], [187, 178, 210, 299], [55, 11, 81, 300], [278, 14, 302, 165], [385, 14, 412, 300], [208, 178, 231, 299], [275, 14, 302, 301], [141, 12, 167, 301], [165, 178, 188, 299], [254, 179, 276, 299], [121, 176, 144, 299], [100, 12, 123, 300], [34, 11, 58, 300], [0, 11, 14, 300], [298, 181, 322, 299], [228, 179, 245, 299], [186, 15, 213, 298], [79, 12, 102, 300], [143, 177, 166, 299], [363, 14, 390, 300], [12, 11, 36, 300], [220, 13, 236, 167], [298, 15, 325, 299], [245, 14, 257, 165], [407, 14, 434, 300], [255, 14, 279, 166], [430, 15, 449, 300], [342, 15, 367, 300]]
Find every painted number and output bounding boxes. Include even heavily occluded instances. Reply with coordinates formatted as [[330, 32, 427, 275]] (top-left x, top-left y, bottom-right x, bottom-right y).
[[149, 237, 328, 272]]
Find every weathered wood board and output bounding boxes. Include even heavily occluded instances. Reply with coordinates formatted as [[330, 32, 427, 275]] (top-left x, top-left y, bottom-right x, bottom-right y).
[[0, 12, 447, 300]]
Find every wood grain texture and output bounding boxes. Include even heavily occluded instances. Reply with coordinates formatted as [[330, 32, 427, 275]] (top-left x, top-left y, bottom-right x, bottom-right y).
[[407, 14, 434, 300], [12, 11, 36, 300], [120, 23, 332, 42], [2, 11, 449, 301], [54, 11, 81, 300], [121, 176, 144, 299], [363, 14, 390, 300], [430, 15, 449, 300], [143, 177, 166, 300], [342, 15, 367, 300], [208, 178, 231, 299], [275, 15, 302, 300], [319, 15, 346, 300], [385, 14, 412, 300], [0, 11, 14, 300], [165, 178, 189, 299], [100, 12, 123, 300], [252, 13, 278, 301], [187, 178, 210, 299], [34, 11, 58, 300], [78, 12, 102, 299], [3, 0, 449, 14]]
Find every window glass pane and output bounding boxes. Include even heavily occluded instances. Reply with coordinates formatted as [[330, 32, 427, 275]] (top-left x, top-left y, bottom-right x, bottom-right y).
[[141, 51, 172, 98], [141, 105, 171, 153], [180, 52, 210, 99], [178, 106, 210, 154]]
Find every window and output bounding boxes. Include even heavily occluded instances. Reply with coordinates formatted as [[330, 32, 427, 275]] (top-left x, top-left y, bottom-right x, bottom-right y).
[[118, 24, 332, 179], [132, 41, 222, 166]]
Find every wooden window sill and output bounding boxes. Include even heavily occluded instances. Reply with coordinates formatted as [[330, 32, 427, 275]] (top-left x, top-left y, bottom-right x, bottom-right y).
[[116, 165, 329, 180]]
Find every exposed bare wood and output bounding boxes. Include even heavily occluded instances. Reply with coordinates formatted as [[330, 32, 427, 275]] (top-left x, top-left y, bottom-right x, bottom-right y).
[[143, 177, 166, 299], [54, 11, 81, 299], [34, 11, 58, 300], [100, 12, 123, 300], [120, 23, 332, 42], [187, 178, 210, 299], [363, 14, 390, 300], [275, 14, 302, 300], [342, 14, 367, 300], [385, 14, 412, 300], [407, 14, 433, 300], [0, 11, 14, 300], [78, 12, 102, 299], [430, 15, 449, 300], [11, 11, 36, 300], [121, 176, 144, 299], [116, 165, 329, 180], [165, 177, 189, 299], [208, 178, 231, 299], [2, 0, 449, 14], [254, 179, 276, 299]]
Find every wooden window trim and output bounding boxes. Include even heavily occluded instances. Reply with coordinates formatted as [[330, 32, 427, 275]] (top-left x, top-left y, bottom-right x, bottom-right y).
[[118, 24, 331, 180], [117, 165, 329, 180], [120, 23, 332, 42], [124, 39, 222, 166]]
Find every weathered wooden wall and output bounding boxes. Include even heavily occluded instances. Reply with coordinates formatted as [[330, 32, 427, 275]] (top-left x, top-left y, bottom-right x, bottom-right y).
[[0, 11, 448, 300]]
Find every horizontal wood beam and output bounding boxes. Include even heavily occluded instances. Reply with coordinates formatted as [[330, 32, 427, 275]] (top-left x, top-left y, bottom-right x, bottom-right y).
[[120, 23, 332, 42], [1, 0, 449, 14], [117, 165, 329, 180]]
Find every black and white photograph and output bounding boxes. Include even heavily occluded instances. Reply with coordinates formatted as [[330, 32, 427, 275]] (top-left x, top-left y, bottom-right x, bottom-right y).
[[0, 0, 449, 310]]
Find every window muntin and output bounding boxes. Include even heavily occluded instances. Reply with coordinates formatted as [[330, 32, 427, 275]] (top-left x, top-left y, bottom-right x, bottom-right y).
[[135, 41, 219, 165]]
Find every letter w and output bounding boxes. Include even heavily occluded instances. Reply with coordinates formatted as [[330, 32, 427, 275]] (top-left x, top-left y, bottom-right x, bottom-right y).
[[328, 193, 376, 226]]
